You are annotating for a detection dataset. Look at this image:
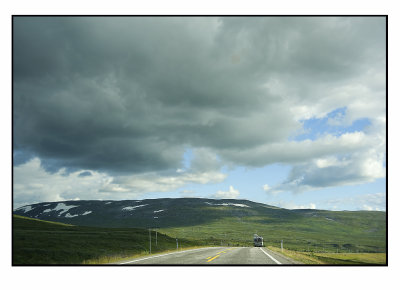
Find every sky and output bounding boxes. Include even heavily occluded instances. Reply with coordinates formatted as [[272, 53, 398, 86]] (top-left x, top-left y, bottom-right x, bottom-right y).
[[12, 16, 386, 211]]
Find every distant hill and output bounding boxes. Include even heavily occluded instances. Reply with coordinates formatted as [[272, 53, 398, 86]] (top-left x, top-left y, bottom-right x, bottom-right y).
[[14, 198, 386, 252], [13, 198, 278, 228]]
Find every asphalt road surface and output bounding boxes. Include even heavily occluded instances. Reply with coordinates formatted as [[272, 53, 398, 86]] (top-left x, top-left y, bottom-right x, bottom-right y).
[[118, 247, 296, 265]]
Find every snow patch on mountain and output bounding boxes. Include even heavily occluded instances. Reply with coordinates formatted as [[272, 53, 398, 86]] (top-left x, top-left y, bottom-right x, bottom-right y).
[[65, 213, 79, 218], [41, 203, 79, 216], [64, 210, 92, 218], [204, 202, 250, 208], [122, 204, 148, 211], [18, 205, 33, 213]]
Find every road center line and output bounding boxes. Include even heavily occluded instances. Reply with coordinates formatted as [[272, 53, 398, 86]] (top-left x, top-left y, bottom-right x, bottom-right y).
[[207, 255, 220, 262], [259, 248, 282, 264], [208, 247, 235, 261]]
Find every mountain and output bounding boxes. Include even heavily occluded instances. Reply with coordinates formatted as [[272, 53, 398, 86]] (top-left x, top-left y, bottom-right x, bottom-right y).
[[13, 198, 386, 252], [13, 198, 278, 228]]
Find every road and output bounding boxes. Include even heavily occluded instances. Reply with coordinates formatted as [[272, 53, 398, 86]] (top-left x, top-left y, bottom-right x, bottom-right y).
[[118, 247, 296, 265]]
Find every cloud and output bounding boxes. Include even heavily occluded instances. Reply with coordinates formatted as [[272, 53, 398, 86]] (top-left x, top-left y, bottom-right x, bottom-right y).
[[263, 184, 271, 191], [13, 157, 227, 208], [13, 17, 386, 203], [265, 148, 385, 194], [189, 148, 222, 173], [110, 170, 227, 194], [324, 192, 386, 211], [272, 201, 317, 210], [78, 171, 92, 177], [211, 186, 240, 199], [220, 131, 373, 167], [13, 158, 114, 208], [179, 190, 196, 197], [13, 17, 385, 173]]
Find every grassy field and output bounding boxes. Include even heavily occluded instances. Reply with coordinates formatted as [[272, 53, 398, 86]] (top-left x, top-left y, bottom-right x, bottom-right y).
[[14, 198, 386, 256], [160, 211, 386, 253], [267, 246, 386, 265], [13, 200, 386, 265], [12, 215, 203, 265]]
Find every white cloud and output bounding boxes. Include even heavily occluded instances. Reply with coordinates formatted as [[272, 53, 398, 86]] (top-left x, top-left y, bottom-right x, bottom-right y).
[[179, 190, 197, 197], [263, 184, 271, 191], [324, 192, 386, 211], [273, 201, 317, 210], [219, 131, 372, 167], [13, 158, 114, 209], [112, 170, 226, 194], [13, 157, 227, 208], [211, 185, 240, 199], [315, 157, 345, 168], [264, 142, 385, 194], [362, 205, 374, 211]]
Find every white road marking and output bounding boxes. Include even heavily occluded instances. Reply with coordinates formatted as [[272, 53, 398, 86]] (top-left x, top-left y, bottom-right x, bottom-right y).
[[118, 247, 220, 264], [259, 247, 282, 264]]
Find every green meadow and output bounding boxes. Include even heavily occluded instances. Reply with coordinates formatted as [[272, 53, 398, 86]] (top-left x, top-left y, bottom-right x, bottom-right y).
[[267, 246, 386, 265], [12, 215, 202, 265], [13, 200, 386, 265], [160, 206, 386, 254]]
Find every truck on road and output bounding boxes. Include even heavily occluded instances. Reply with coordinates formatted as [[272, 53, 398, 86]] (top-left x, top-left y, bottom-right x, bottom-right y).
[[253, 234, 264, 247]]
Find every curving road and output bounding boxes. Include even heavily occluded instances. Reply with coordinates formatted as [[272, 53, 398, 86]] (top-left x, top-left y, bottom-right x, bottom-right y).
[[118, 247, 296, 265]]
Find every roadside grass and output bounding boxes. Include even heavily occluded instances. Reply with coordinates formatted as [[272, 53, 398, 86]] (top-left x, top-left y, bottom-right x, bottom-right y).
[[267, 246, 324, 264], [15, 199, 386, 259], [13, 208, 386, 265], [312, 252, 387, 265], [160, 215, 386, 254], [267, 246, 386, 265], [13, 215, 202, 265]]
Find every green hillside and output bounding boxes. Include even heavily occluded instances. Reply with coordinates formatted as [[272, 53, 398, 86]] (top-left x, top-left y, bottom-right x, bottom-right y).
[[12, 215, 201, 265], [13, 198, 387, 255], [159, 207, 386, 253]]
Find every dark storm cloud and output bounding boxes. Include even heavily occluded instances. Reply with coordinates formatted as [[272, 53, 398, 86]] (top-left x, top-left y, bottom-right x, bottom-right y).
[[13, 17, 386, 175], [78, 171, 92, 177]]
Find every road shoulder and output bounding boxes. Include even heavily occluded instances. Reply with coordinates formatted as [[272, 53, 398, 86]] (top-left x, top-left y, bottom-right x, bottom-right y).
[[266, 247, 303, 264]]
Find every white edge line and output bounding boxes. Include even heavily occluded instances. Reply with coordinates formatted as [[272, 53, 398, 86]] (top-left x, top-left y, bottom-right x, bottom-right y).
[[260, 247, 282, 264], [118, 247, 219, 264]]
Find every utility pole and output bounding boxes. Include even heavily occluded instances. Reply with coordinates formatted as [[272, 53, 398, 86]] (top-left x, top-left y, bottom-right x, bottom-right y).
[[176, 238, 178, 250], [281, 240, 283, 252], [149, 229, 151, 254], [155, 229, 158, 247]]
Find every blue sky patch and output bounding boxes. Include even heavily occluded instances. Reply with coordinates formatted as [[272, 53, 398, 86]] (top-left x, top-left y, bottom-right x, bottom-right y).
[[294, 107, 371, 141]]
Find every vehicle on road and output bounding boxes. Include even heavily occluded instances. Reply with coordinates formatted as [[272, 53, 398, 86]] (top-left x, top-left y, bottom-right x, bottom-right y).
[[253, 234, 264, 247]]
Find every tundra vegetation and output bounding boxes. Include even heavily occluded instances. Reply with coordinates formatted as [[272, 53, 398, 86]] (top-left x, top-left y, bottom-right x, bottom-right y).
[[13, 199, 386, 265], [13, 215, 202, 265]]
